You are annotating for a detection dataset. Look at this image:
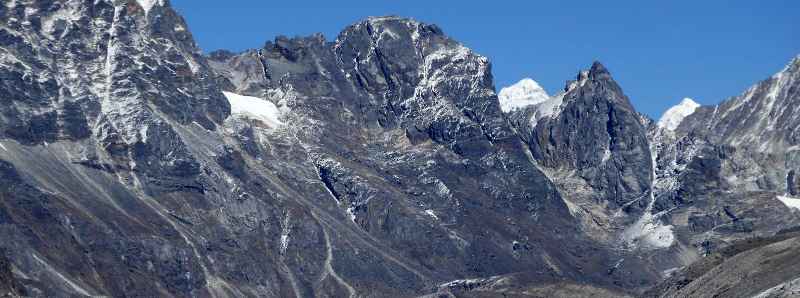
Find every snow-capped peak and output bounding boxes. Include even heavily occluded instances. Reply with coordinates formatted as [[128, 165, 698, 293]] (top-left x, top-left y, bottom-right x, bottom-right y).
[[498, 78, 550, 113], [657, 97, 700, 131]]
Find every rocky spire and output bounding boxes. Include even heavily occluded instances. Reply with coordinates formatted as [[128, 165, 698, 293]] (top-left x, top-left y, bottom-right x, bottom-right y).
[[526, 61, 654, 217]]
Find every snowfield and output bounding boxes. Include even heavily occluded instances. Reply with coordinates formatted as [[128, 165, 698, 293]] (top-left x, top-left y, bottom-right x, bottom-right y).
[[222, 91, 283, 127]]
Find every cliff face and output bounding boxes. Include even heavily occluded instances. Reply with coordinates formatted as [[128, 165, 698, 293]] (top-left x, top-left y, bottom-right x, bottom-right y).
[[0, 1, 798, 297]]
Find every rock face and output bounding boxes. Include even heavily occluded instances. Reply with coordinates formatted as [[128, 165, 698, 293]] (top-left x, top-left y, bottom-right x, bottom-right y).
[[0, 248, 25, 297], [0, 1, 798, 297]]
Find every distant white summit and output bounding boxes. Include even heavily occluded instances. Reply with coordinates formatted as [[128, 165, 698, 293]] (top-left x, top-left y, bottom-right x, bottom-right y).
[[498, 78, 550, 112], [658, 97, 700, 131]]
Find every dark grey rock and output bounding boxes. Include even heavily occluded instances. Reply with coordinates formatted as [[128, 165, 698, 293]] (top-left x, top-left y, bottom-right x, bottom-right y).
[[0, 1, 798, 297]]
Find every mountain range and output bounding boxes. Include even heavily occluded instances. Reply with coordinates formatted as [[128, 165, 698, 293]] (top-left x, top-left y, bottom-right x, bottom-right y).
[[1, 1, 798, 297]]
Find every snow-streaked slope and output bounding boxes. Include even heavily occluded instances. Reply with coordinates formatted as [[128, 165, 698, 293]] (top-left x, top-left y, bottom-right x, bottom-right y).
[[658, 98, 700, 131], [621, 141, 676, 250], [498, 78, 549, 112], [222, 91, 282, 127]]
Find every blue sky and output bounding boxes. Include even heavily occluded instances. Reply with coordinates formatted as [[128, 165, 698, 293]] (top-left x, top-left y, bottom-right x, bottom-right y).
[[171, 0, 799, 119]]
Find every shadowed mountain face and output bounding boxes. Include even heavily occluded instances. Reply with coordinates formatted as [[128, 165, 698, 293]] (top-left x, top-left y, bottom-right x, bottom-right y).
[[0, 1, 798, 297], [0, 248, 25, 297]]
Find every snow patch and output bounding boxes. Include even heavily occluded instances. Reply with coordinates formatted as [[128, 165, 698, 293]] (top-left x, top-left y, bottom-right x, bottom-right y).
[[279, 234, 290, 254], [346, 207, 357, 223], [135, 0, 164, 15], [223, 91, 283, 127], [279, 215, 291, 255], [424, 209, 439, 221], [777, 194, 800, 210], [497, 78, 549, 113], [622, 210, 676, 249], [658, 98, 700, 131], [601, 148, 612, 163], [440, 278, 485, 289]]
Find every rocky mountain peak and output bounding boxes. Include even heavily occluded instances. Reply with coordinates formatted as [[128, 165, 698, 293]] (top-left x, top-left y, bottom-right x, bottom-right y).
[[346, 15, 444, 39], [561, 61, 622, 98], [514, 62, 655, 240], [335, 15, 444, 50], [589, 60, 611, 79]]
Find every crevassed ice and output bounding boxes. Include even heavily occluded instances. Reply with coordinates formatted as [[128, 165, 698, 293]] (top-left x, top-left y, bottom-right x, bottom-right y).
[[222, 91, 282, 127], [658, 97, 700, 131], [498, 78, 550, 113]]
